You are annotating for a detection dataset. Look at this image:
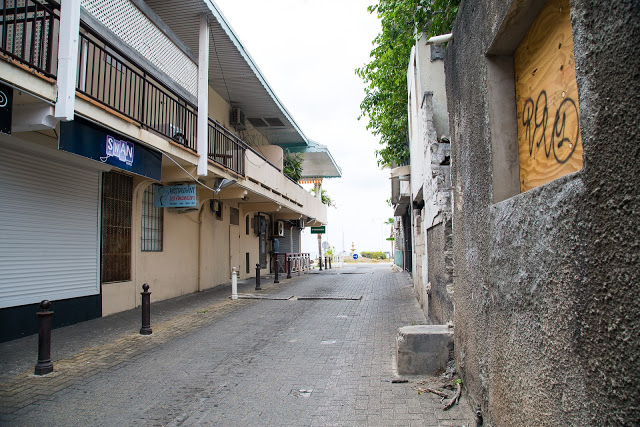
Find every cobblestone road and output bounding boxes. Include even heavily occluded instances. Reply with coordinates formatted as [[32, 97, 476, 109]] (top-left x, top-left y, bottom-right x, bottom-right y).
[[0, 264, 475, 426]]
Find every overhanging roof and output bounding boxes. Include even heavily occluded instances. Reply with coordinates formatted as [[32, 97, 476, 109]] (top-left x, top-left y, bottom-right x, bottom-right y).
[[144, 0, 310, 146], [287, 141, 342, 179]]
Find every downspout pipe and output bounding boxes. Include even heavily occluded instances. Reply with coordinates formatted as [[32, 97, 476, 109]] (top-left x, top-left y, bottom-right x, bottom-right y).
[[425, 33, 453, 45]]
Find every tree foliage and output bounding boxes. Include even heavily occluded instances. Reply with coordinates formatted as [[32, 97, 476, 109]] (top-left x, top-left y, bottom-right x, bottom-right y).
[[283, 149, 303, 182], [361, 251, 388, 260], [310, 187, 335, 207], [356, 0, 460, 168]]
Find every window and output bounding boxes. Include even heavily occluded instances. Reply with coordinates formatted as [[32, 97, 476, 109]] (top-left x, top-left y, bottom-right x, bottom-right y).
[[101, 171, 132, 283], [141, 184, 163, 251], [246, 215, 250, 235], [486, 0, 581, 202], [230, 207, 239, 226]]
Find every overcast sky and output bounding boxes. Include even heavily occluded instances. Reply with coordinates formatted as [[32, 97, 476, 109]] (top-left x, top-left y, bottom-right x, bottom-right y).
[[213, 0, 395, 257]]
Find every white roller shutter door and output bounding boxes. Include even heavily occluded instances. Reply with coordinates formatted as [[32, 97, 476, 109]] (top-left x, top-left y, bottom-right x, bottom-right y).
[[0, 145, 101, 309]]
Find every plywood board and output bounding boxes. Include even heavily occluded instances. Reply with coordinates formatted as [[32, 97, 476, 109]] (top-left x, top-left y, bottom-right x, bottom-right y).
[[515, 0, 582, 192]]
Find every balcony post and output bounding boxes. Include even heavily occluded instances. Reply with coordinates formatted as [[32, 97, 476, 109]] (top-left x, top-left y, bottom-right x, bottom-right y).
[[197, 14, 210, 176], [54, 0, 81, 121]]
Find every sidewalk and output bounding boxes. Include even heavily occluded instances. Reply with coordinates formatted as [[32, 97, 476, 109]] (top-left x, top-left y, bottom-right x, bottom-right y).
[[0, 264, 475, 426]]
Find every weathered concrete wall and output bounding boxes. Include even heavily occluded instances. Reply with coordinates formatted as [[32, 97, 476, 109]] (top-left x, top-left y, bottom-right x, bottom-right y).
[[426, 218, 454, 325], [445, 0, 640, 424]]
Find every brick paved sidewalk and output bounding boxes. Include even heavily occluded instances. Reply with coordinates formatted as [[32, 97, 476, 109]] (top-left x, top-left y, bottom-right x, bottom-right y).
[[0, 264, 475, 426]]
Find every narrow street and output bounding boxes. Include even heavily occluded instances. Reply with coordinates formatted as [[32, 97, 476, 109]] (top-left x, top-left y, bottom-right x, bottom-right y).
[[0, 265, 474, 426]]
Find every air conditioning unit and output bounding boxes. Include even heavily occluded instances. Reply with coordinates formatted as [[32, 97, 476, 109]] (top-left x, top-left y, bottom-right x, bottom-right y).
[[274, 220, 284, 237], [230, 108, 246, 131], [292, 219, 305, 229]]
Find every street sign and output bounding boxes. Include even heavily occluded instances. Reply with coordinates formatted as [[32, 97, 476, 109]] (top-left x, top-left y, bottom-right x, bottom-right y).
[[353, 254, 359, 260], [310, 226, 325, 234], [322, 241, 329, 249]]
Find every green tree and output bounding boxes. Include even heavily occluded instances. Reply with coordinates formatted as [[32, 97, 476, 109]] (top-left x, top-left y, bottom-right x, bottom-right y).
[[310, 187, 334, 207], [283, 150, 303, 182], [356, 0, 459, 168]]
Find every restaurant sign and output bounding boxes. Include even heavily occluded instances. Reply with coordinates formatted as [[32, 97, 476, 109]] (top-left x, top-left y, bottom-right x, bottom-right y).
[[154, 184, 197, 208]]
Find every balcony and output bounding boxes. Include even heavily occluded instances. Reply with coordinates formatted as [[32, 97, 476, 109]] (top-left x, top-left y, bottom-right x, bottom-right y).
[[0, 2, 248, 177], [76, 25, 247, 176], [0, 0, 59, 78]]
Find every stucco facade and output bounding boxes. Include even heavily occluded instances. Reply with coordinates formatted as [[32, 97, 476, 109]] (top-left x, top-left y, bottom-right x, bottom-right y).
[[445, 0, 639, 424]]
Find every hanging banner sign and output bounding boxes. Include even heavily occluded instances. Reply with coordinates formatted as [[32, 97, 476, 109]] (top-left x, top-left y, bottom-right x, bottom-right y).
[[0, 82, 13, 135], [59, 117, 161, 181], [154, 184, 197, 208]]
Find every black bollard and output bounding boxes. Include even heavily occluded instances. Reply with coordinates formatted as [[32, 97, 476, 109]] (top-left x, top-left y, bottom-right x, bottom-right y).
[[329, 257, 332, 269], [34, 300, 54, 375], [319, 255, 323, 271], [274, 259, 280, 284], [140, 283, 152, 335], [255, 263, 262, 290], [325, 257, 328, 269], [286, 256, 292, 279]]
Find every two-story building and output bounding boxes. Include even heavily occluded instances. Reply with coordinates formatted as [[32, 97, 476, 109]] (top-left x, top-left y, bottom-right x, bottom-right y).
[[0, 0, 341, 342]]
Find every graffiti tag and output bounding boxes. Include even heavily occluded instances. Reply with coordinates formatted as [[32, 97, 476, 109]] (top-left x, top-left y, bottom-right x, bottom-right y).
[[522, 90, 580, 164]]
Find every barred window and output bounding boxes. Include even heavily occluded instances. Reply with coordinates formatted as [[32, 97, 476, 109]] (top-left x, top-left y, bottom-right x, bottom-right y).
[[141, 184, 164, 252], [101, 171, 132, 283]]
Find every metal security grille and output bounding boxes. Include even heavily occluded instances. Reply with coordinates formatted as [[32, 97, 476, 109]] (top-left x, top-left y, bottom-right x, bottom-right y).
[[81, 0, 197, 96], [141, 184, 163, 251], [292, 227, 300, 253], [101, 171, 132, 283]]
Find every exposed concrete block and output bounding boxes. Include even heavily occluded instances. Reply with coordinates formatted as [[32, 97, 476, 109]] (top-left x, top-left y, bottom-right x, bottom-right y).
[[396, 325, 453, 375]]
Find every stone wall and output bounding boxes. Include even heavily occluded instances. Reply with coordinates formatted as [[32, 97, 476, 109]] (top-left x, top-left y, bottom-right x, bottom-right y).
[[426, 217, 454, 324], [445, 0, 640, 424]]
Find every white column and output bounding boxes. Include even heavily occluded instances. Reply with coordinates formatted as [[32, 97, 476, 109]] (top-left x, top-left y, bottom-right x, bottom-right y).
[[54, 0, 81, 121], [197, 15, 210, 176]]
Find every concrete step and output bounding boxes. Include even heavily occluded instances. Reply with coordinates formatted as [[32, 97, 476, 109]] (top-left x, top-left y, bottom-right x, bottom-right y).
[[396, 324, 454, 374]]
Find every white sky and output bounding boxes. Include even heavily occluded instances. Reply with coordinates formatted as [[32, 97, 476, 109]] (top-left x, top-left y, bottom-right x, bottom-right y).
[[213, 0, 395, 257]]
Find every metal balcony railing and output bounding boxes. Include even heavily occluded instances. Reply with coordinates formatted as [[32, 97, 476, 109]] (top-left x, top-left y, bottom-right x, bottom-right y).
[[207, 118, 246, 176], [77, 27, 197, 152], [0, 0, 59, 78]]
